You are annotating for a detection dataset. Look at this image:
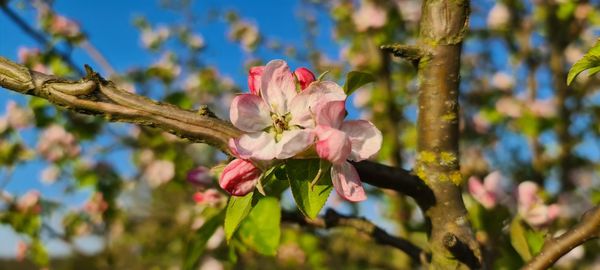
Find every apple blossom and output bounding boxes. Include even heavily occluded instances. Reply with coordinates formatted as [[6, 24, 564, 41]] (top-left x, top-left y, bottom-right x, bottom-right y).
[[248, 65, 315, 95], [193, 189, 224, 205], [16, 241, 27, 262], [229, 60, 345, 161], [313, 100, 382, 201], [352, 1, 388, 32], [37, 125, 81, 162], [40, 165, 60, 184], [143, 160, 175, 188], [219, 158, 261, 196], [17, 190, 41, 213], [187, 166, 213, 188], [468, 171, 505, 209], [5, 101, 33, 130], [487, 3, 510, 30], [517, 181, 560, 227]]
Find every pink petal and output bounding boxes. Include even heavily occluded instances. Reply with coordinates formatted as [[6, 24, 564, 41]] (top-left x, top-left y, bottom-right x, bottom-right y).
[[248, 66, 265, 95], [331, 162, 367, 202], [315, 100, 345, 128], [483, 171, 502, 193], [314, 125, 351, 164], [275, 129, 315, 159], [260, 60, 297, 115], [340, 120, 382, 161], [219, 159, 261, 196], [187, 166, 212, 188], [231, 132, 277, 160], [294, 67, 315, 90], [230, 94, 272, 132], [289, 81, 346, 128], [517, 181, 540, 210], [468, 176, 496, 209]]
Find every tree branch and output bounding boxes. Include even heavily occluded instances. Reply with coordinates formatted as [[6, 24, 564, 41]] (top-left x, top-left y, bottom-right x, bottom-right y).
[[282, 208, 429, 264], [0, 56, 430, 200], [523, 205, 600, 270]]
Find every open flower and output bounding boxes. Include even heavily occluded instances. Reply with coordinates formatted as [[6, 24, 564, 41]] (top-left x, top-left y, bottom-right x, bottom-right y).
[[230, 60, 345, 161], [517, 181, 560, 227], [313, 100, 382, 201], [468, 171, 505, 209]]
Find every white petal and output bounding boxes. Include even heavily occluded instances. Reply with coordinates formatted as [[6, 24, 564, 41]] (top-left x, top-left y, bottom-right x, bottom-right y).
[[331, 162, 366, 202], [232, 132, 277, 160], [230, 94, 272, 132], [315, 100, 346, 128], [260, 60, 297, 115], [340, 120, 382, 161], [289, 81, 346, 128], [275, 129, 315, 159]]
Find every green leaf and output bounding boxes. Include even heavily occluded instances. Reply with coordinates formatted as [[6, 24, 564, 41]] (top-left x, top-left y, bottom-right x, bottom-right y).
[[182, 211, 225, 270], [344, 71, 375, 95], [287, 159, 333, 219], [567, 42, 600, 85], [525, 229, 545, 256], [510, 217, 532, 261], [224, 192, 255, 241], [237, 196, 281, 256]]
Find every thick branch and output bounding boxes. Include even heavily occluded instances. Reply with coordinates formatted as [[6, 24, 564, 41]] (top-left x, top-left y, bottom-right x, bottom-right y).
[[413, 0, 481, 269], [523, 205, 600, 270], [282, 209, 429, 264], [0, 56, 429, 199]]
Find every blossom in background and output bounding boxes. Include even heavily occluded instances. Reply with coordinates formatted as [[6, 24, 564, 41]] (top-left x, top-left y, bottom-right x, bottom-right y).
[[16, 190, 41, 213], [353, 1, 388, 32], [49, 15, 81, 38], [495, 97, 522, 118], [491, 72, 514, 91], [16, 241, 27, 262], [186, 33, 205, 50], [468, 171, 505, 209], [141, 25, 170, 49], [37, 125, 80, 162], [528, 99, 557, 118], [187, 166, 213, 188], [313, 100, 382, 201], [40, 165, 60, 184], [229, 20, 260, 52], [17, 47, 48, 73], [229, 60, 342, 161], [517, 181, 560, 227], [143, 160, 175, 188], [487, 3, 510, 30], [4, 101, 33, 130], [84, 192, 109, 223], [219, 158, 261, 196], [193, 189, 224, 205]]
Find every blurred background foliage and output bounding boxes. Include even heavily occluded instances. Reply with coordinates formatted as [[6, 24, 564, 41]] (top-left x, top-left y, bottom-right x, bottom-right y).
[[1, 0, 600, 269]]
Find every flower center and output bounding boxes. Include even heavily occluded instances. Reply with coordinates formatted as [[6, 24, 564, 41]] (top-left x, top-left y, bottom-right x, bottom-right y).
[[271, 113, 290, 134]]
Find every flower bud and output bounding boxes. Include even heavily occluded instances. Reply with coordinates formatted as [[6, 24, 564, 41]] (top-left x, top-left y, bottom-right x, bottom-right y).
[[219, 159, 261, 196], [186, 166, 213, 188], [294, 67, 316, 90], [193, 189, 223, 205], [247, 66, 265, 95]]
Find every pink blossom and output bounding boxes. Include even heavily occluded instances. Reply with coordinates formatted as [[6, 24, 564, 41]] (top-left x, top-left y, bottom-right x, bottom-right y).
[[468, 171, 504, 209], [17, 190, 40, 213], [49, 15, 81, 38], [491, 72, 514, 91], [293, 67, 316, 90], [517, 181, 560, 227], [495, 97, 522, 118], [187, 166, 213, 188], [529, 99, 557, 118], [487, 3, 510, 30], [193, 189, 224, 205], [229, 60, 345, 161], [37, 125, 81, 162], [247, 66, 265, 95], [313, 100, 382, 201], [84, 192, 108, 223], [219, 158, 261, 196], [16, 241, 27, 261], [5, 101, 33, 129], [143, 160, 175, 188], [353, 1, 388, 32], [40, 165, 60, 184]]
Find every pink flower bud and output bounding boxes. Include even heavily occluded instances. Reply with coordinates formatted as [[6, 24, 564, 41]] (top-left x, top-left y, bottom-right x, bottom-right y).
[[187, 166, 213, 188], [294, 67, 315, 90], [193, 189, 223, 205], [219, 159, 261, 196], [16, 241, 27, 262], [247, 66, 265, 95]]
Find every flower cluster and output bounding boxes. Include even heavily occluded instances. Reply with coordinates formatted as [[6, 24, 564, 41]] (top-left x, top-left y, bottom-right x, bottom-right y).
[[219, 60, 382, 202], [37, 125, 81, 162]]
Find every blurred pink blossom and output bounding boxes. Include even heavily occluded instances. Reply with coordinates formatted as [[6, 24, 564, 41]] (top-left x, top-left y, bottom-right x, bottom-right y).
[[5, 101, 33, 130], [17, 190, 40, 213], [487, 3, 510, 30], [141, 26, 170, 48], [37, 125, 80, 162], [353, 1, 388, 32], [143, 160, 175, 188], [49, 15, 81, 38], [472, 112, 491, 134], [468, 171, 505, 209], [40, 165, 60, 184], [187, 166, 213, 188], [495, 97, 522, 118], [352, 88, 371, 108], [16, 241, 27, 261], [528, 99, 557, 118], [517, 181, 560, 227], [84, 192, 108, 223], [193, 189, 224, 205], [491, 72, 514, 91]]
